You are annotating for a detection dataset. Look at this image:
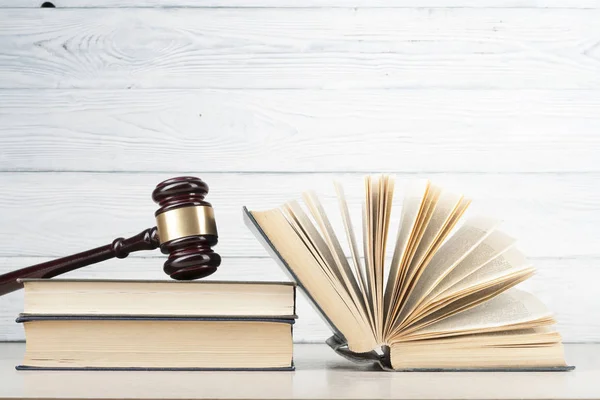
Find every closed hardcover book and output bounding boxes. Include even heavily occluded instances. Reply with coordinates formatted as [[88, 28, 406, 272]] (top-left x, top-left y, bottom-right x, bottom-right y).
[[16, 280, 296, 371], [18, 279, 296, 318]]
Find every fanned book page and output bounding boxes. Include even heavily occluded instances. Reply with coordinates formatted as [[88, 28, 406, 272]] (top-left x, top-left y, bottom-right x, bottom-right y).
[[243, 175, 572, 371]]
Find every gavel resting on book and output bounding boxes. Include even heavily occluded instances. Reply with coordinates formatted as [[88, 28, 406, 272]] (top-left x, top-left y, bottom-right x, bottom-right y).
[[0, 176, 221, 297]]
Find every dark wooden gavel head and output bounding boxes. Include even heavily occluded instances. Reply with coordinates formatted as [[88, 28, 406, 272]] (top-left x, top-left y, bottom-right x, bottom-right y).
[[0, 176, 222, 297], [153, 177, 221, 280]]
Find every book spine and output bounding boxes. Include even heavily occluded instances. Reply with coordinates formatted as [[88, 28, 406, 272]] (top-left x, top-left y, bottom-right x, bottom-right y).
[[293, 285, 297, 317], [326, 334, 391, 370], [291, 321, 295, 370]]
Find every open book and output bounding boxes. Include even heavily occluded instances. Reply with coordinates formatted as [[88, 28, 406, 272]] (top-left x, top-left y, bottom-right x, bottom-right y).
[[244, 176, 572, 371]]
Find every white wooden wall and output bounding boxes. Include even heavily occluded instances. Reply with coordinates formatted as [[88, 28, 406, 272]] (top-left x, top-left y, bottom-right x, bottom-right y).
[[0, 0, 599, 343]]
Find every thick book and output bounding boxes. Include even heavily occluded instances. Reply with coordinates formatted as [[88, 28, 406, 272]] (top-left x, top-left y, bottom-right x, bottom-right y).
[[244, 175, 574, 371], [17, 315, 295, 371], [16, 279, 296, 371], [18, 279, 296, 318]]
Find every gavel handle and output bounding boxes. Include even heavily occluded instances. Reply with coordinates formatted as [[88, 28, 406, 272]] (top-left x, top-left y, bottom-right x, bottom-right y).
[[0, 227, 160, 297]]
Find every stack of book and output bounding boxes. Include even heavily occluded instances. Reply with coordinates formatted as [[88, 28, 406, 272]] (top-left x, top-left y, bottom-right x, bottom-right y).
[[16, 279, 296, 371]]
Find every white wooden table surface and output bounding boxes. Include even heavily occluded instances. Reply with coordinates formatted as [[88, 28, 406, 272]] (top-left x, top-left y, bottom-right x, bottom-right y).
[[0, 343, 597, 400]]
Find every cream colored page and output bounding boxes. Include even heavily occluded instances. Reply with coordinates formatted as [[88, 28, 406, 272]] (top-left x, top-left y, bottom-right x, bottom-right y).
[[411, 289, 552, 336], [395, 187, 439, 295], [283, 202, 376, 330], [395, 190, 462, 310], [284, 201, 342, 285], [302, 191, 373, 335], [405, 191, 463, 282], [282, 204, 375, 339], [383, 177, 395, 259], [375, 176, 394, 340], [369, 176, 393, 340], [335, 182, 365, 284], [379, 176, 395, 286], [282, 205, 355, 318], [302, 191, 364, 304], [361, 202, 369, 287], [363, 176, 379, 332], [394, 216, 500, 325], [251, 209, 377, 352], [393, 269, 533, 338], [334, 182, 372, 320], [394, 197, 470, 318], [392, 327, 560, 347], [373, 177, 383, 338], [384, 188, 439, 335], [414, 265, 533, 325], [363, 178, 374, 303], [442, 248, 531, 297], [383, 180, 430, 314], [425, 230, 517, 302]]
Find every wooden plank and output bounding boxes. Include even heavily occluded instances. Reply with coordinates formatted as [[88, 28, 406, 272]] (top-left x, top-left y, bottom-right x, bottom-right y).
[[1, 89, 600, 173], [2, 0, 600, 8], [0, 256, 597, 342], [1, 9, 600, 89], [0, 172, 597, 259]]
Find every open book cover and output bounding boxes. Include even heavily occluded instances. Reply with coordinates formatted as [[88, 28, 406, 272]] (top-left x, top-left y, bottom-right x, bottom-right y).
[[243, 176, 574, 371]]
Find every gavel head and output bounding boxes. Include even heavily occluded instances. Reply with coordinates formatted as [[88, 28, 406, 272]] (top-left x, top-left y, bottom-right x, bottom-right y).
[[152, 177, 221, 280]]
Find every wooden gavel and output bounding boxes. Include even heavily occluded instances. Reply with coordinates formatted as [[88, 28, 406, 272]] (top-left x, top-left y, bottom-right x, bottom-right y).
[[0, 176, 221, 297]]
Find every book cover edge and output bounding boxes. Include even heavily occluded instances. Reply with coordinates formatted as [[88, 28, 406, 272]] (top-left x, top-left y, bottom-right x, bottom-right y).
[[19, 278, 296, 286], [16, 315, 297, 323], [18, 311, 297, 372], [15, 365, 295, 372]]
